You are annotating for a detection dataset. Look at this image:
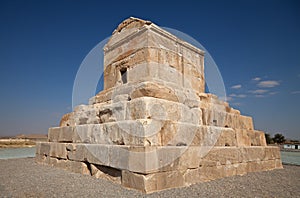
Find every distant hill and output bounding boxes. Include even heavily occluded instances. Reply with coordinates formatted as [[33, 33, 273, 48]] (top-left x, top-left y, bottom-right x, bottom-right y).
[[0, 134, 47, 140], [0, 133, 48, 148]]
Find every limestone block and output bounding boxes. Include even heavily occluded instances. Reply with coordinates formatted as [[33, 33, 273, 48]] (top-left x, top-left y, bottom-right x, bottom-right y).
[[241, 158, 277, 174], [275, 159, 283, 169], [122, 169, 185, 193], [74, 124, 113, 144], [184, 164, 237, 185], [130, 82, 179, 102], [68, 160, 91, 175], [181, 44, 203, 72], [135, 146, 185, 173], [147, 29, 178, 54], [236, 129, 267, 146], [236, 129, 251, 146], [48, 126, 78, 143], [109, 83, 135, 97], [67, 144, 110, 166], [110, 48, 149, 72], [235, 163, 248, 175], [147, 48, 182, 73], [72, 105, 99, 125], [190, 75, 204, 93], [260, 160, 276, 170], [201, 110, 253, 130], [122, 170, 148, 192], [215, 128, 237, 146], [90, 164, 121, 184], [103, 65, 117, 90], [248, 130, 267, 146], [125, 146, 200, 173], [93, 88, 113, 104], [121, 120, 158, 145], [109, 145, 131, 170], [127, 97, 202, 125], [67, 144, 88, 161], [199, 147, 241, 167], [201, 107, 227, 127], [127, 63, 156, 84], [240, 147, 265, 162], [104, 28, 149, 68], [94, 101, 128, 124], [107, 17, 150, 47], [223, 113, 239, 128], [176, 146, 202, 169], [183, 168, 201, 185], [58, 126, 77, 142], [182, 61, 201, 79], [71, 121, 160, 146], [121, 145, 228, 173], [154, 170, 185, 192], [48, 157, 90, 175], [86, 144, 111, 166], [113, 94, 130, 102], [246, 161, 264, 172], [256, 131, 267, 146], [48, 127, 60, 142], [157, 63, 182, 86], [36, 142, 50, 156], [160, 121, 198, 146], [49, 143, 68, 159], [238, 115, 254, 130], [264, 146, 281, 160], [196, 125, 222, 147], [160, 124, 226, 147], [59, 113, 73, 127]]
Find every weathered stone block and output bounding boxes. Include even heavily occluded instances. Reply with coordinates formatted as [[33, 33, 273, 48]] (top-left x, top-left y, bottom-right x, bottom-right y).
[[264, 146, 281, 160], [49, 142, 68, 159], [240, 147, 265, 162], [122, 169, 185, 193], [90, 164, 121, 184], [48, 126, 77, 143], [215, 128, 237, 146], [199, 147, 240, 167], [130, 82, 179, 102], [36, 142, 50, 156]]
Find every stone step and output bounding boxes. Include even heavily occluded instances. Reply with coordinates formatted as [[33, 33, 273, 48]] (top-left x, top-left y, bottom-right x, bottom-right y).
[[49, 120, 263, 146], [36, 142, 281, 175]]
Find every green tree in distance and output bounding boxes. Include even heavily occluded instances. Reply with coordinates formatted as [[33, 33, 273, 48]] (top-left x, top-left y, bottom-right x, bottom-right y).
[[272, 133, 286, 144]]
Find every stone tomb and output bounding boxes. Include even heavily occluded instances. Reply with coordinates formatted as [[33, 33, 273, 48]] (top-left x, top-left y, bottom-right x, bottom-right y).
[[36, 17, 282, 193]]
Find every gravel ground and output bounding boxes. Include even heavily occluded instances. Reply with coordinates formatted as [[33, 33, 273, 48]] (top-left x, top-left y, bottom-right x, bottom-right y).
[[0, 158, 299, 198]]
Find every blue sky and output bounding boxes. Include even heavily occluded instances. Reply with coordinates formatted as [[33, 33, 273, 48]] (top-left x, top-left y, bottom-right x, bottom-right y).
[[0, 0, 299, 139]]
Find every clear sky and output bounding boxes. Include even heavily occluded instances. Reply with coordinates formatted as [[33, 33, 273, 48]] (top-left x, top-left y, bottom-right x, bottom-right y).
[[0, 0, 299, 139]]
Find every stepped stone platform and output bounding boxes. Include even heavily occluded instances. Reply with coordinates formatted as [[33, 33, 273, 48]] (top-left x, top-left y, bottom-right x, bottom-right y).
[[36, 17, 282, 193]]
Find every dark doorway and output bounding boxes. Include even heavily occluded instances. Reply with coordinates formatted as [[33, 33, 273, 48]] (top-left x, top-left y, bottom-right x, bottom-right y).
[[295, 145, 298, 149], [120, 68, 127, 84]]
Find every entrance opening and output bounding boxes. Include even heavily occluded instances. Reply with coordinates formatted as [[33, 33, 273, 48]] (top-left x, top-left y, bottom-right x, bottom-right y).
[[120, 68, 127, 84], [295, 145, 298, 149]]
